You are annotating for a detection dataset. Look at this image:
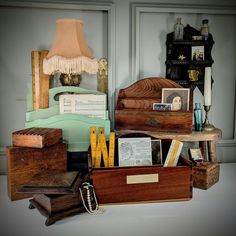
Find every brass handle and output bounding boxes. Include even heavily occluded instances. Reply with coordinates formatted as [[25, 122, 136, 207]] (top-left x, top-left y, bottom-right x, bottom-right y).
[[145, 117, 159, 126]]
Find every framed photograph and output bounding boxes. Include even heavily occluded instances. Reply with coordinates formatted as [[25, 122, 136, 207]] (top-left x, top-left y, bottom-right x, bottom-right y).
[[151, 139, 163, 165], [189, 148, 204, 162], [153, 103, 172, 111], [118, 137, 152, 166], [191, 46, 204, 61], [161, 88, 190, 111]]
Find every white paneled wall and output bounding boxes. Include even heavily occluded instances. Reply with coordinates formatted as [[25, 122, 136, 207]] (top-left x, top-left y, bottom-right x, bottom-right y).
[[0, 0, 236, 173]]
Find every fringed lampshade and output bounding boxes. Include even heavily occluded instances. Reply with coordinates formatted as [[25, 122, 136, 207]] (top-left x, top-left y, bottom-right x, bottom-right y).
[[43, 19, 98, 86]]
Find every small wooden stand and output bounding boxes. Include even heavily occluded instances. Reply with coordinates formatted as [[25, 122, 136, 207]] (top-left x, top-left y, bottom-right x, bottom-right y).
[[29, 195, 87, 226], [116, 128, 222, 162], [19, 171, 91, 226]]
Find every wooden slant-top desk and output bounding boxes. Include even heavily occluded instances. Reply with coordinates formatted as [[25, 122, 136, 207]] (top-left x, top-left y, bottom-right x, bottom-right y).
[[116, 128, 222, 162]]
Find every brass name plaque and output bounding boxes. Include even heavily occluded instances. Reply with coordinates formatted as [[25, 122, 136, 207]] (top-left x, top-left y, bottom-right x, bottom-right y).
[[126, 173, 159, 184]]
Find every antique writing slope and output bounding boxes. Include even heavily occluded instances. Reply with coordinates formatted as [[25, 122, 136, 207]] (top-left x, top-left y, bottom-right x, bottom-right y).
[[19, 171, 90, 226]]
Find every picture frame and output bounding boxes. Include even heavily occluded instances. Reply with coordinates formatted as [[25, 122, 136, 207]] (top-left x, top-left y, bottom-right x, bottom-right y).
[[153, 103, 172, 111], [118, 137, 152, 166], [191, 46, 204, 61], [151, 139, 163, 165], [161, 88, 190, 111], [189, 148, 204, 162]]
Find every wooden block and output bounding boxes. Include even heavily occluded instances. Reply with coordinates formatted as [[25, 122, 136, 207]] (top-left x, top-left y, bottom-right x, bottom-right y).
[[31, 50, 50, 110], [6, 143, 67, 201], [193, 162, 220, 189], [12, 127, 62, 148]]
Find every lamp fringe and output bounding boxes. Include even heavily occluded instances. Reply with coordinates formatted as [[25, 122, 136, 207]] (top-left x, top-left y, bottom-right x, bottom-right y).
[[43, 56, 98, 75]]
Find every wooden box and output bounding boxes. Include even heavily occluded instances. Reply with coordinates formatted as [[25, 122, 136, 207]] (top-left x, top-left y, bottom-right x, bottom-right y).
[[89, 135, 193, 205], [12, 127, 62, 148], [18, 171, 91, 226], [193, 163, 220, 189], [6, 143, 67, 201], [115, 77, 193, 133]]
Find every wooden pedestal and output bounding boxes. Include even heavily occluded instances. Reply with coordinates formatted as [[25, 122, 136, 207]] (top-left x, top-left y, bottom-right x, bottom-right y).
[[19, 171, 94, 226], [28, 193, 88, 226]]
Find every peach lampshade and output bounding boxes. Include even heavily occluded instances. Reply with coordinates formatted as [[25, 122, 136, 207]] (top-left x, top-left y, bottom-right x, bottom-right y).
[[43, 19, 98, 75]]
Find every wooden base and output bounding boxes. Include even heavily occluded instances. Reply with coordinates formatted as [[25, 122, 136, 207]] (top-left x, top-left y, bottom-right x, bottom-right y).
[[29, 197, 87, 226]]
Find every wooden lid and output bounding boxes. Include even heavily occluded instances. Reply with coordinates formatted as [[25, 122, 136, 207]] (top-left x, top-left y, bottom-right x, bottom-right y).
[[18, 171, 89, 194]]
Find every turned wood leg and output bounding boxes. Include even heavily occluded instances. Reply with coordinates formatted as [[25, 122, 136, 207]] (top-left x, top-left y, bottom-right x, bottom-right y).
[[199, 141, 208, 161], [45, 217, 55, 226], [207, 141, 217, 162], [29, 203, 35, 209]]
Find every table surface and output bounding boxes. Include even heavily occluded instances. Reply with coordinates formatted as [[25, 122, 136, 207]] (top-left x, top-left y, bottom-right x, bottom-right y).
[[116, 128, 222, 141], [1, 163, 236, 236]]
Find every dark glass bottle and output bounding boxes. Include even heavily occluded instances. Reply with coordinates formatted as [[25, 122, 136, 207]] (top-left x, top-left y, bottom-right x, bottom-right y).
[[194, 103, 203, 131]]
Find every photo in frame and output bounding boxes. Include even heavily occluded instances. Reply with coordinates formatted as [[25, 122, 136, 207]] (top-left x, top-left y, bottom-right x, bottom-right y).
[[189, 148, 204, 162], [161, 88, 190, 111], [153, 103, 172, 111], [191, 46, 204, 61], [118, 137, 152, 167], [151, 139, 163, 165]]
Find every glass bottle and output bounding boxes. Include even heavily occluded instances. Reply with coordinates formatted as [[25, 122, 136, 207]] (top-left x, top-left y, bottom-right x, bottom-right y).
[[194, 103, 203, 131], [201, 19, 209, 40], [174, 18, 184, 40]]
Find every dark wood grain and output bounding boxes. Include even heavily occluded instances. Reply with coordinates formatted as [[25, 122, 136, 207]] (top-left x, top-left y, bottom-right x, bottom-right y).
[[6, 143, 67, 201], [91, 155, 192, 204], [115, 77, 193, 133], [193, 163, 220, 189], [19, 172, 88, 195], [118, 77, 182, 99]]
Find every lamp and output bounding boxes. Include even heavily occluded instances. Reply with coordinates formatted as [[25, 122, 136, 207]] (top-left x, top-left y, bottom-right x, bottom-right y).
[[43, 19, 98, 86]]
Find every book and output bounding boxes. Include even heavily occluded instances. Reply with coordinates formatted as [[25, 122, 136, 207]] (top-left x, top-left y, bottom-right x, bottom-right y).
[[164, 140, 183, 167]]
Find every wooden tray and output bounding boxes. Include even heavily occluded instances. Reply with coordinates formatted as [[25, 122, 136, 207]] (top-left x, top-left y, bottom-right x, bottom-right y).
[[115, 77, 193, 133]]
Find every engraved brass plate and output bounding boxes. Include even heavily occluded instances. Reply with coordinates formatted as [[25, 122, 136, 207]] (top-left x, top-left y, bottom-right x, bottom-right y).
[[126, 173, 159, 184]]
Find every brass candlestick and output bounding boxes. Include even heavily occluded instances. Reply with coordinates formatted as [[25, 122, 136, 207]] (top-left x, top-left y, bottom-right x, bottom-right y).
[[203, 105, 215, 131]]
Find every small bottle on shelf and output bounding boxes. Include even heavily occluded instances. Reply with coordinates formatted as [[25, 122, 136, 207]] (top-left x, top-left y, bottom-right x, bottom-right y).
[[201, 19, 209, 40], [174, 18, 184, 40], [194, 103, 203, 131]]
